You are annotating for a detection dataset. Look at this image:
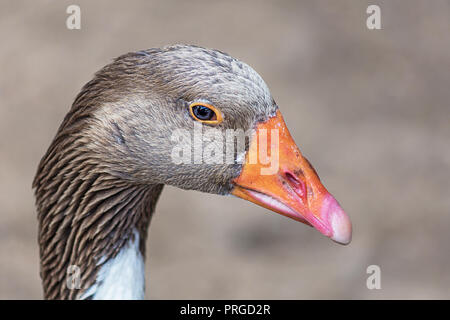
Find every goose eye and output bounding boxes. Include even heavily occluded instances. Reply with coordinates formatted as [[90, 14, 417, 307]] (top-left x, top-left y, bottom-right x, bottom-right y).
[[189, 103, 223, 124], [193, 105, 214, 120]]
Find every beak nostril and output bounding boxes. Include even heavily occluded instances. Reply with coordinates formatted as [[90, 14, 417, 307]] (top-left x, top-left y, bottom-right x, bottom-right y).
[[284, 171, 306, 198], [285, 171, 300, 184]]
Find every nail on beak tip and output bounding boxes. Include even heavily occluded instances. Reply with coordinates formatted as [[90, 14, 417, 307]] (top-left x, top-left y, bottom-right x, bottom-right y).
[[329, 205, 352, 245]]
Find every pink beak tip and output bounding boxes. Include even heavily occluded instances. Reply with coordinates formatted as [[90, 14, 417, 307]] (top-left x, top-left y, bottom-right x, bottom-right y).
[[324, 196, 352, 245]]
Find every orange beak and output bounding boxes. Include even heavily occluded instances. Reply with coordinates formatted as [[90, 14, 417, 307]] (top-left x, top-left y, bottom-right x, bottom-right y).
[[232, 110, 352, 244]]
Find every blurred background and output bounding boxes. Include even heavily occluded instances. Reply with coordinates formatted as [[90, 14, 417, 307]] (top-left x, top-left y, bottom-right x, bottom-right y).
[[1, 0, 449, 299]]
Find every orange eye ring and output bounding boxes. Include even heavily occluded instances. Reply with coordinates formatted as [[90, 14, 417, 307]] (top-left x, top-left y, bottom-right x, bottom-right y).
[[189, 102, 223, 125]]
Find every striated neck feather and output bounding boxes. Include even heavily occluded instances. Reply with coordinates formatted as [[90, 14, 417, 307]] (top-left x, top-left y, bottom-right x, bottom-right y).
[[34, 134, 163, 299]]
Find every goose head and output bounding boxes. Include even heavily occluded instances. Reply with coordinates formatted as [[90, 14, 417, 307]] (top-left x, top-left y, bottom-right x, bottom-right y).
[[34, 45, 351, 299]]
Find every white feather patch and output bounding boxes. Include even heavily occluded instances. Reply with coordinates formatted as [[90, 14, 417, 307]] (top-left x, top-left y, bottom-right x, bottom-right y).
[[80, 229, 145, 300]]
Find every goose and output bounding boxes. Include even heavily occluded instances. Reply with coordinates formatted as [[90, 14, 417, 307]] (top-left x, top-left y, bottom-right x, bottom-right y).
[[33, 44, 352, 300]]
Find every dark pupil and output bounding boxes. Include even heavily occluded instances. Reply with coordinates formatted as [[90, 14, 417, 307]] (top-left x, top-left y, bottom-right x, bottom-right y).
[[193, 105, 214, 120]]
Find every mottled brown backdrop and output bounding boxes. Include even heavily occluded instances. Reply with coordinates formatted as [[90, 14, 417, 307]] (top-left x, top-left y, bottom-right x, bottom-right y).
[[1, 0, 449, 299]]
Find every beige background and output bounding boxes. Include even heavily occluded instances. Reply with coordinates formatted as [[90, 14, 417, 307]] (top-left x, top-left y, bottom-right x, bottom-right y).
[[1, 0, 449, 299]]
